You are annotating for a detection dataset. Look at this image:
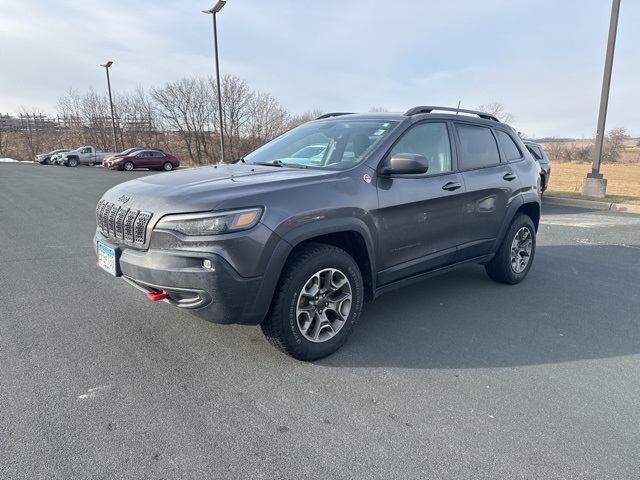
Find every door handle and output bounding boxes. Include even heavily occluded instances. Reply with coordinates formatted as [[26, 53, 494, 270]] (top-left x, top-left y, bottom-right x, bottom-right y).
[[503, 173, 517, 181], [442, 182, 462, 191]]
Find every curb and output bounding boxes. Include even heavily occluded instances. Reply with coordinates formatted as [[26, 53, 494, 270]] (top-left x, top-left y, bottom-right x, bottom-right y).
[[543, 195, 640, 214]]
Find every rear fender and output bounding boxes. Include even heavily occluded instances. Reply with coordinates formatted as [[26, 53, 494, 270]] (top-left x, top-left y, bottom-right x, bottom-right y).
[[491, 195, 540, 254]]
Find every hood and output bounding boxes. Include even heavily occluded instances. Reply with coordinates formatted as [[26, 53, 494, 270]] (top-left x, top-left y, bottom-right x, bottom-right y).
[[100, 164, 337, 216]]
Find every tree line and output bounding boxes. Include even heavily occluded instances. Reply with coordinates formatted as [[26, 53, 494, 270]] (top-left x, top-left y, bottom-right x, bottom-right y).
[[1, 86, 633, 165], [0, 75, 322, 164], [540, 127, 631, 164]]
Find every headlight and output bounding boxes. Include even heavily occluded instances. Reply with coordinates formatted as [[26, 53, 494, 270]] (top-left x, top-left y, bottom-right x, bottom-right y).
[[155, 208, 263, 236]]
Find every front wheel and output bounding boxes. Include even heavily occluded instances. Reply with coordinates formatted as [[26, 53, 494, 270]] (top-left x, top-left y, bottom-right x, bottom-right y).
[[261, 244, 363, 361], [485, 213, 536, 285], [162, 162, 173, 171], [123, 161, 135, 171], [67, 157, 78, 167]]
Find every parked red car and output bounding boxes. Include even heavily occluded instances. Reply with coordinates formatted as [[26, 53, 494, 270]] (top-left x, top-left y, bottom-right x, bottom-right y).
[[108, 150, 179, 171], [102, 148, 145, 166]]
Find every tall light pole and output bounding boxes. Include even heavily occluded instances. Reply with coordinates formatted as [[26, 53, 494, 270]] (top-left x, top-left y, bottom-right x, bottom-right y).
[[203, 1, 226, 163], [583, 0, 621, 198], [100, 61, 119, 152]]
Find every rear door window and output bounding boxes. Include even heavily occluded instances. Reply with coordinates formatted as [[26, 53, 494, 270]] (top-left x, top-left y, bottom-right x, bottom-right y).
[[495, 130, 523, 161], [455, 123, 500, 170]]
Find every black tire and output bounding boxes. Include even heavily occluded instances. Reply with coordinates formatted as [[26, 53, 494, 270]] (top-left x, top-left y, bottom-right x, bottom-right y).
[[44, 157, 51, 165], [163, 162, 173, 171], [67, 157, 79, 167], [485, 213, 536, 285], [261, 243, 363, 361], [123, 161, 135, 171]]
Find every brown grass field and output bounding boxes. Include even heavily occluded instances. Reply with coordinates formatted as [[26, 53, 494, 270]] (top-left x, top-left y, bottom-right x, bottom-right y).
[[543, 145, 640, 205]]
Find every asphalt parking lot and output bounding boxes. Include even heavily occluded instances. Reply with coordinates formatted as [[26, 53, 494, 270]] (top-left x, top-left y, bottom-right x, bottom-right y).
[[1, 163, 639, 479]]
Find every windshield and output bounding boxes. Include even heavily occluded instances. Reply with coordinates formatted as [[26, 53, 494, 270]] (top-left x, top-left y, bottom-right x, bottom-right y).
[[243, 118, 399, 169]]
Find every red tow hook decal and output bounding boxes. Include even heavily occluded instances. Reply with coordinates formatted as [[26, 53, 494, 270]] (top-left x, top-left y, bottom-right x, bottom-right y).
[[147, 290, 168, 301]]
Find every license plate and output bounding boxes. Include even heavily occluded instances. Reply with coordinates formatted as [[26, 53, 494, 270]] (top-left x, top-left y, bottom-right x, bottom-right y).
[[97, 241, 119, 276]]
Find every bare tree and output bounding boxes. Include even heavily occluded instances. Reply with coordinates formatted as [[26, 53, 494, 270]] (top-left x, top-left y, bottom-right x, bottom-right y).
[[286, 110, 325, 130], [80, 87, 112, 151], [602, 127, 628, 163], [243, 91, 289, 152], [151, 76, 216, 164], [54, 87, 113, 150], [476, 102, 515, 124], [17, 107, 56, 159], [116, 87, 163, 151], [543, 139, 566, 163], [218, 75, 252, 161], [56, 88, 85, 148]]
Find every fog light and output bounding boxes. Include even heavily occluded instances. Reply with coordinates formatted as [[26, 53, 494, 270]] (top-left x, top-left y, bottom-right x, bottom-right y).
[[203, 259, 213, 270]]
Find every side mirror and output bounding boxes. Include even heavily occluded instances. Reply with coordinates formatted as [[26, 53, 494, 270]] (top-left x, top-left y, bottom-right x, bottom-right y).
[[380, 153, 429, 175]]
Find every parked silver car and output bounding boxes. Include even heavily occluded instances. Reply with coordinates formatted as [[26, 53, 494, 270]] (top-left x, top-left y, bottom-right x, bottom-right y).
[[35, 149, 72, 165]]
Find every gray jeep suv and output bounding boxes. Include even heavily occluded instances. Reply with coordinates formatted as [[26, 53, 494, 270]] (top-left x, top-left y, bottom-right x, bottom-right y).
[[94, 106, 541, 361]]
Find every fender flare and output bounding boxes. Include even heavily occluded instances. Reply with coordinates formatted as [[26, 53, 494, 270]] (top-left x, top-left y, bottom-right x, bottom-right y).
[[491, 195, 539, 254], [239, 217, 377, 325]]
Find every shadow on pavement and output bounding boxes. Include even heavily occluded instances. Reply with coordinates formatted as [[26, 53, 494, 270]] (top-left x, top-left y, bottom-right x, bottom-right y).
[[319, 244, 640, 369]]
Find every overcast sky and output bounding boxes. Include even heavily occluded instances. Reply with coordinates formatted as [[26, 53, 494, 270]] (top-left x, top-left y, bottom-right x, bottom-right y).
[[1, 0, 638, 139]]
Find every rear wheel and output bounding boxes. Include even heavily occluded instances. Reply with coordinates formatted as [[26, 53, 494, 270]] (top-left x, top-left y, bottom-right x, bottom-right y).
[[485, 213, 536, 284], [163, 161, 173, 171], [261, 244, 363, 361], [123, 161, 135, 171]]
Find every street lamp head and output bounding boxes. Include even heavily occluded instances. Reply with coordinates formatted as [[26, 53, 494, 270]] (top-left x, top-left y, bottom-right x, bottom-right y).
[[202, 0, 225, 14], [101, 61, 113, 68]]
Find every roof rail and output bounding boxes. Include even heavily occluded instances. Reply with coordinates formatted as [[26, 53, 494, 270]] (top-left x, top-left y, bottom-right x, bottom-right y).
[[404, 106, 500, 122], [315, 112, 355, 120]]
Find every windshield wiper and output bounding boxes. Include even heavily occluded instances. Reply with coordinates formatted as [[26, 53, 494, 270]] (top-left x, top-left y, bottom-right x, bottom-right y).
[[254, 160, 307, 168]]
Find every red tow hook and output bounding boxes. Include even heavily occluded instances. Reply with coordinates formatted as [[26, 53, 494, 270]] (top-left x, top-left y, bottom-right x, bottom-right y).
[[147, 290, 168, 301]]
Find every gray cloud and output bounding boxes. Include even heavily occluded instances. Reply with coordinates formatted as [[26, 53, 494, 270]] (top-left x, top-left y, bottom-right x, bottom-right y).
[[1, 0, 638, 138]]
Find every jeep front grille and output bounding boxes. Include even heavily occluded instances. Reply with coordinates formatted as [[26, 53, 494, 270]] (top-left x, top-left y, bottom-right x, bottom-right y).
[[96, 200, 152, 245]]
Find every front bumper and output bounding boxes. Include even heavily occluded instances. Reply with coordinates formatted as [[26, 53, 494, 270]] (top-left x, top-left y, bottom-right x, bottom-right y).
[[94, 232, 265, 325]]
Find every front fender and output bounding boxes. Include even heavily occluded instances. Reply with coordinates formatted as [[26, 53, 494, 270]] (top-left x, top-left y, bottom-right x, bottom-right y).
[[239, 217, 378, 325]]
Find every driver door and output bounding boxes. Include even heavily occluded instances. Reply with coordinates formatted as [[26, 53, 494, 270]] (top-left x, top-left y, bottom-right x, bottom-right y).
[[373, 121, 464, 286]]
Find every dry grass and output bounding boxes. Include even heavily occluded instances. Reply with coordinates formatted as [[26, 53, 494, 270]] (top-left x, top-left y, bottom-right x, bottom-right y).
[[547, 160, 640, 205]]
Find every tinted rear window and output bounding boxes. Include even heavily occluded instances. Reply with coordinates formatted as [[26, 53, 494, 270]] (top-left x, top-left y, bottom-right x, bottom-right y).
[[456, 124, 500, 169], [496, 130, 523, 161]]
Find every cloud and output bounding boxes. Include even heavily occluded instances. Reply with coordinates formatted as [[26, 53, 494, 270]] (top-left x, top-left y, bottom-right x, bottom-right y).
[[1, 0, 639, 138]]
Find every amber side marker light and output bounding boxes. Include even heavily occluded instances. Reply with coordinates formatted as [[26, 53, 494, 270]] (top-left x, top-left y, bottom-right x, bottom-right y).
[[236, 212, 258, 227]]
